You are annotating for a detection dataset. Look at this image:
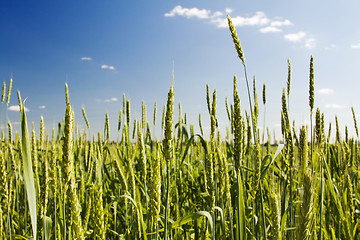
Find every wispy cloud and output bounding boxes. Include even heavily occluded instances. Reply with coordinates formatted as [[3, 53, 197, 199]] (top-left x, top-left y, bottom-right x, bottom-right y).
[[104, 97, 118, 103], [270, 19, 292, 27], [350, 43, 360, 49], [305, 38, 316, 49], [165, 6, 291, 31], [81, 57, 92, 61], [101, 65, 115, 70], [164, 5, 211, 19], [225, 8, 232, 14], [39, 105, 46, 109], [8, 105, 29, 112], [318, 88, 334, 95], [260, 26, 282, 33], [284, 31, 306, 42], [325, 104, 345, 109], [227, 11, 270, 27], [165, 6, 312, 47]]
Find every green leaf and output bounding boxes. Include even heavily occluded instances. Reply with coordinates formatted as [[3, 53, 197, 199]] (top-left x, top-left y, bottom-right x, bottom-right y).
[[260, 144, 284, 179], [44, 216, 52, 240], [19, 91, 37, 240]]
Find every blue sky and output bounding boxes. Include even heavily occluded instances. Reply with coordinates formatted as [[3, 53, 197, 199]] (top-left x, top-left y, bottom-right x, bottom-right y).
[[1, 1, 360, 141]]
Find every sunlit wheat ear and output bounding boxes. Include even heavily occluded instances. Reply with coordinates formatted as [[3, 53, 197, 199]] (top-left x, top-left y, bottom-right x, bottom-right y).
[[161, 104, 165, 130], [117, 110, 122, 132], [199, 113, 204, 136], [351, 107, 359, 138], [8, 121, 12, 143], [126, 99, 130, 127], [6, 77, 12, 106], [299, 126, 308, 177], [227, 15, 245, 64], [327, 122, 332, 143], [262, 83, 266, 105], [104, 111, 109, 141], [163, 81, 174, 240], [82, 106, 90, 129], [0, 150, 8, 210], [210, 89, 217, 141], [149, 143, 161, 230], [153, 101, 157, 126], [63, 85, 84, 239], [142, 101, 146, 130], [65, 83, 70, 105], [309, 56, 314, 113], [1, 81, 5, 103], [132, 119, 137, 139], [31, 123, 40, 197], [206, 84, 211, 114], [335, 116, 341, 143], [163, 82, 174, 165], [268, 190, 280, 239], [137, 122, 146, 183], [287, 59, 291, 98], [40, 116, 44, 149], [233, 76, 243, 172], [298, 126, 313, 240]]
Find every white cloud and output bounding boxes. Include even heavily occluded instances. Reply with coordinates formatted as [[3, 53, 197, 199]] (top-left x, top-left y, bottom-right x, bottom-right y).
[[305, 38, 316, 49], [8, 105, 29, 112], [212, 11, 270, 28], [325, 104, 345, 109], [165, 6, 295, 37], [225, 8, 232, 14], [39, 105, 46, 109], [212, 11, 223, 18], [284, 31, 306, 42], [230, 11, 270, 27], [164, 6, 313, 47], [164, 5, 211, 19], [104, 97, 118, 103], [81, 57, 92, 61], [101, 65, 115, 70], [260, 26, 282, 33], [318, 88, 334, 94], [270, 19, 292, 27], [210, 18, 228, 28], [350, 43, 360, 49]]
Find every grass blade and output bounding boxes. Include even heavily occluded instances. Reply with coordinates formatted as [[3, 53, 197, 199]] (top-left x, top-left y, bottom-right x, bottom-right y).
[[19, 91, 37, 239]]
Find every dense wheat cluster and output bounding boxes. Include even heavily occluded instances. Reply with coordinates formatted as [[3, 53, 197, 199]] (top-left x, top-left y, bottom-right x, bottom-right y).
[[0, 15, 359, 240]]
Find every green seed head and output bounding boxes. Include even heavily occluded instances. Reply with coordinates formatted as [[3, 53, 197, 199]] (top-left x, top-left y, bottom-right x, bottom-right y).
[[287, 59, 291, 97], [227, 15, 245, 63], [351, 107, 359, 138], [65, 83, 70, 106], [199, 113, 203, 136], [126, 99, 131, 127], [1, 81, 5, 103], [7, 121, 12, 143], [82, 106, 90, 129], [6, 77, 12, 106], [163, 82, 175, 165], [118, 110, 122, 132], [309, 56, 314, 113], [153, 101, 157, 126], [206, 84, 211, 114], [262, 83, 266, 105]]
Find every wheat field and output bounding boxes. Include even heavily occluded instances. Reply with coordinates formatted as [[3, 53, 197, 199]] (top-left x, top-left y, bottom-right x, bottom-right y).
[[0, 15, 359, 240]]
